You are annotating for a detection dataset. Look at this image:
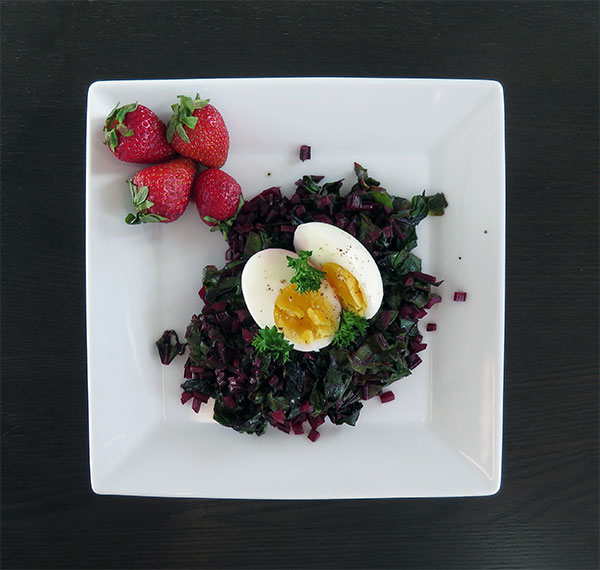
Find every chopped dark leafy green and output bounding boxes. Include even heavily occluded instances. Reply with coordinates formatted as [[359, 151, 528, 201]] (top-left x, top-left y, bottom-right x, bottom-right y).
[[155, 330, 187, 365], [158, 165, 447, 440]]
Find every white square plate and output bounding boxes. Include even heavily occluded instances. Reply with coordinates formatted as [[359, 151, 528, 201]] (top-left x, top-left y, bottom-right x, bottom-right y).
[[86, 78, 505, 498]]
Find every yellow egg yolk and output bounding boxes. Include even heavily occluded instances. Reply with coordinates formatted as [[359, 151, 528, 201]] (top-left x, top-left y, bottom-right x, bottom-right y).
[[274, 284, 338, 345], [322, 262, 367, 316]]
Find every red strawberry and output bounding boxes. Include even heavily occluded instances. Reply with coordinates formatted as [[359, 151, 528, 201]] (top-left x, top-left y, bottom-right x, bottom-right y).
[[125, 158, 196, 224], [193, 169, 243, 232], [103, 102, 176, 164], [166, 94, 229, 168]]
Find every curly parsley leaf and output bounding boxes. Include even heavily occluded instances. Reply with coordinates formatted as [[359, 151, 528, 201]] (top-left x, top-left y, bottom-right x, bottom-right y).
[[333, 310, 369, 348], [287, 250, 326, 294], [252, 326, 293, 363]]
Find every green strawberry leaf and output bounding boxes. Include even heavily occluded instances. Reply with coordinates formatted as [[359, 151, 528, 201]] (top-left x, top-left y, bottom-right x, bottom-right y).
[[108, 130, 118, 150], [136, 185, 149, 205], [176, 123, 190, 144], [203, 196, 245, 240], [106, 101, 120, 120], [180, 95, 195, 115], [166, 121, 176, 143], [125, 180, 166, 225], [103, 102, 137, 150], [140, 213, 168, 223], [192, 93, 210, 108], [166, 94, 209, 143], [182, 116, 198, 129]]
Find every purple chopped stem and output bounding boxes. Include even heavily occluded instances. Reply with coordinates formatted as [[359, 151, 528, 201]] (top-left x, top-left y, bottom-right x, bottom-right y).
[[307, 429, 320, 442], [453, 291, 467, 302], [299, 145, 311, 161], [236, 309, 250, 322], [194, 392, 210, 403], [180, 391, 193, 405], [241, 328, 255, 343], [398, 305, 416, 317], [391, 219, 406, 238], [424, 294, 442, 309], [426, 323, 437, 332], [368, 229, 380, 242], [379, 391, 395, 403], [313, 214, 332, 224], [346, 220, 357, 236], [191, 398, 202, 413], [413, 271, 437, 284], [271, 409, 286, 424], [347, 194, 362, 210], [308, 414, 325, 429], [316, 195, 331, 209], [222, 396, 236, 409], [408, 354, 423, 370]]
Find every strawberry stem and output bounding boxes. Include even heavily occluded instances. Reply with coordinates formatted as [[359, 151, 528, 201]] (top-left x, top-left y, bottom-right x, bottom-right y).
[[166, 93, 209, 144], [125, 179, 168, 225], [204, 196, 245, 239], [103, 102, 138, 150]]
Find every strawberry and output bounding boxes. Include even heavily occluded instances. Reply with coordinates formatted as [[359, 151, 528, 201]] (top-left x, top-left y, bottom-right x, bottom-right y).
[[103, 102, 176, 164], [125, 157, 196, 224], [166, 94, 229, 168], [193, 168, 243, 233]]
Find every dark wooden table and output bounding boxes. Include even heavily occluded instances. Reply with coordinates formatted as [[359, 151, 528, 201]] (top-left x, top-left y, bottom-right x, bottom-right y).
[[2, 2, 598, 568]]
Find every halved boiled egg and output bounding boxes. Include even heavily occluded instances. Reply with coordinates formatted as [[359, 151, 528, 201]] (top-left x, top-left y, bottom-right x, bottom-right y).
[[241, 223, 384, 352], [293, 222, 383, 319], [241, 248, 342, 352]]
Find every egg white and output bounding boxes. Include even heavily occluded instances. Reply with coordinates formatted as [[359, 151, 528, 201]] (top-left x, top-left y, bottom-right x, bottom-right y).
[[241, 248, 341, 352], [293, 222, 384, 319]]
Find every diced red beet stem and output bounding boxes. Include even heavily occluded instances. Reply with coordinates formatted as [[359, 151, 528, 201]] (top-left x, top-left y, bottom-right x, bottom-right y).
[[379, 391, 395, 403], [299, 145, 311, 161]]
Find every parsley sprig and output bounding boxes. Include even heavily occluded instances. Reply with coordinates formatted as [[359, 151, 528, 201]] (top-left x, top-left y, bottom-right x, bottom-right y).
[[286, 250, 326, 294], [252, 326, 293, 363], [333, 310, 369, 348]]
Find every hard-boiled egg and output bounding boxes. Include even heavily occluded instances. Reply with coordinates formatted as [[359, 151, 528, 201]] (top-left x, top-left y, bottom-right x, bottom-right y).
[[241, 248, 342, 352], [293, 222, 383, 319]]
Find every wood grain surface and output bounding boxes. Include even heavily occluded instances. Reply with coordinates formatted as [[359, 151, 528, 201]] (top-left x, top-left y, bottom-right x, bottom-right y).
[[1, 1, 598, 569]]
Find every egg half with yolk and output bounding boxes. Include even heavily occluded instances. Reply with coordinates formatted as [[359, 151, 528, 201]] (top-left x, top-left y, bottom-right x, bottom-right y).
[[293, 222, 383, 319], [241, 223, 384, 352], [241, 249, 342, 352]]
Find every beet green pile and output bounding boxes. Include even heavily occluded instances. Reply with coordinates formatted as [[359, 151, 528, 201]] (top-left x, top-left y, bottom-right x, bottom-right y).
[[159, 164, 447, 439]]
